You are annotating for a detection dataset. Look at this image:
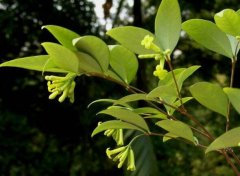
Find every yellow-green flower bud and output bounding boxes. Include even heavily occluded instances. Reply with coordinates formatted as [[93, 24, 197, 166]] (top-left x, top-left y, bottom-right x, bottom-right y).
[[127, 148, 136, 171], [106, 146, 126, 159], [141, 35, 161, 52]]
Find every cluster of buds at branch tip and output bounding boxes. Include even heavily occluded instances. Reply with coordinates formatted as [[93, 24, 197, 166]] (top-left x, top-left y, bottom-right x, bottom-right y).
[[45, 73, 77, 103], [104, 128, 124, 146], [106, 145, 136, 171]]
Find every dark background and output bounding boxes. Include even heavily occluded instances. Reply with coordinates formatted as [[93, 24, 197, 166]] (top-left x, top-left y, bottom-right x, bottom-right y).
[[0, 0, 240, 175]]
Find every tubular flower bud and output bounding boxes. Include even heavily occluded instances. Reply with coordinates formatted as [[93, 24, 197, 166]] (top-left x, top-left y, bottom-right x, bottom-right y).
[[106, 146, 136, 171], [45, 73, 77, 103], [104, 128, 124, 146], [153, 64, 168, 80], [141, 35, 161, 52]]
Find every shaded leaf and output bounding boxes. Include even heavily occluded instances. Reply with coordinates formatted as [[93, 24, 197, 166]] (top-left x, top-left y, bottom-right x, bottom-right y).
[[168, 97, 193, 115], [190, 82, 228, 117], [182, 19, 233, 58], [42, 25, 80, 51], [42, 42, 79, 73], [223, 87, 240, 114], [107, 26, 159, 54], [109, 45, 138, 84], [155, 0, 181, 52], [206, 127, 240, 153], [73, 36, 109, 72], [98, 108, 149, 132], [156, 120, 195, 143], [163, 132, 178, 142], [91, 120, 144, 137]]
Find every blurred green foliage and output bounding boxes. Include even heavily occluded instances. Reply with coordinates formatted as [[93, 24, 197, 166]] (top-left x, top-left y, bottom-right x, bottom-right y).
[[0, 0, 240, 175]]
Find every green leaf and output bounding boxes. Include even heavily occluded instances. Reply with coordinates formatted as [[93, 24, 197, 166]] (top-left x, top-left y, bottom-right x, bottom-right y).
[[73, 36, 109, 72], [223, 87, 240, 114], [91, 120, 144, 137], [227, 35, 240, 56], [133, 107, 167, 119], [114, 93, 152, 106], [42, 25, 80, 51], [107, 26, 159, 54], [190, 82, 228, 117], [214, 9, 240, 37], [0, 55, 67, 73], [76, 52, 102, 73], [206, 127, 240, 153], [156, 120, 195, 143], [87, 99, 116, 108], [98, 108, 149, 132], [106, 69, 125, 82], [168, 97, 193, 115], [163, 132, 178, 142], [125, 131, 159, 176], [109, 45, 138, 84], [155, 0, 181, 52], [148, 83, 178, 99], [42, 42, 79, 73], [182, 19, 233, 58]]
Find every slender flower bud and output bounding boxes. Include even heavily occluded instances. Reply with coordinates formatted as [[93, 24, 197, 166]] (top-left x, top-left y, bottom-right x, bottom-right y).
[[127, 148, 136, 171], [106, 146, 126, 159], [141, 35, 161, 52]]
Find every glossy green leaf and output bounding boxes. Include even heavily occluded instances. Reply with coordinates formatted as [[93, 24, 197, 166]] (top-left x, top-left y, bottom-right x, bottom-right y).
[[107, 69, 125, 82], [227, 35, 240, 56], [190, 82, 228, 117], [0, 55, 67, 73], [206, 127, 240, 153], [214, 9, 240, 37], [87, 99, 116, 108], [148, 83, 178, 99], [156, 120, 195, 143], [76, 52, 102, 73], [182, 19, 233, 58], [155, 0, 181, 52], [109, 45, 138, 84], [114, 93, 152, 106], [163, 132, 178, 142], [107, 26, 159, 54], [223, 87, 240, 114], [98, 108, 149, 132], [91, 120, 144, 137], [42, 42, 79, 73], [73, 36, 109, 72], [42, 25, 80, 51]]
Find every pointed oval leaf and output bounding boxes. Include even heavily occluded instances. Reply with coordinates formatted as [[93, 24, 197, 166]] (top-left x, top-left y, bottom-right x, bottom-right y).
[[190, 82, 228, 117], [0, 55, 67, 73], [42, 25, 80, 51], [107, 26, 159, 54], [148, 84, 178, 99], [223, 87, 240, 114], [73, 36, 109, 72], [206, 127, 240, 153], [156, 120, 195, 143], [91, 120, 144, 137], [42, 42, 79, 73], [109, 45, 138, 84], [214, 9, 240, 37], [182, 19, 233, 58], [163, 132, 178, 142], [114, 93, 153, 106], [155, 0, 181, 52], [98, 108, 149, 132]]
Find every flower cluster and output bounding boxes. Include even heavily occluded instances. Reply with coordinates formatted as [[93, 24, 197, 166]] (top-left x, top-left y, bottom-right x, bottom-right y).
[[141, 35, 161, 52], [45, 73, 77, 103], [104, 128, 124, 146], [106, 145, 136, 171], [153, 64, 168, 80]]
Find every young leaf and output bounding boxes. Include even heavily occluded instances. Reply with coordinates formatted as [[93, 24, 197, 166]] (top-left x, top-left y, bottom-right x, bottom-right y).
[[223, 87, 240, 114], [0, 55, 67, 73], [155, 0, 181, 52], [227, 35, 240, 56], [42, 42, 79, 73], [190, 82, 228, 117], [42, 25, 80, 51], [73, 36, 109, 72], [109, 45, 138, 84], [91, 120, 144, 137], [214, 9, 240, 37], [156, 120, 195, 143], [98, 108, 150, 132], [107, 26, 159, 54], [182, 19, 233, 59], [206, 127, 240, 153]]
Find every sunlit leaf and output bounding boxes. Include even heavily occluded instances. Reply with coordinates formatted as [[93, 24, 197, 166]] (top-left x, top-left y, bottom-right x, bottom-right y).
[[73, 36, 109, 72], [223, 87, 240, 114], [206, 127, 240, 153], [91, 120, 144, 137], [182, 19, 233, 58], [155, 0, 181, 52], [42, 25, 80, 51], [42, 42, 79, 73], [98, 108, 149, 132], [156, 120, 195, 143], [190, 82, 228, 117], [114, 93, 153, 105], [109, 45, 138, 84]]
